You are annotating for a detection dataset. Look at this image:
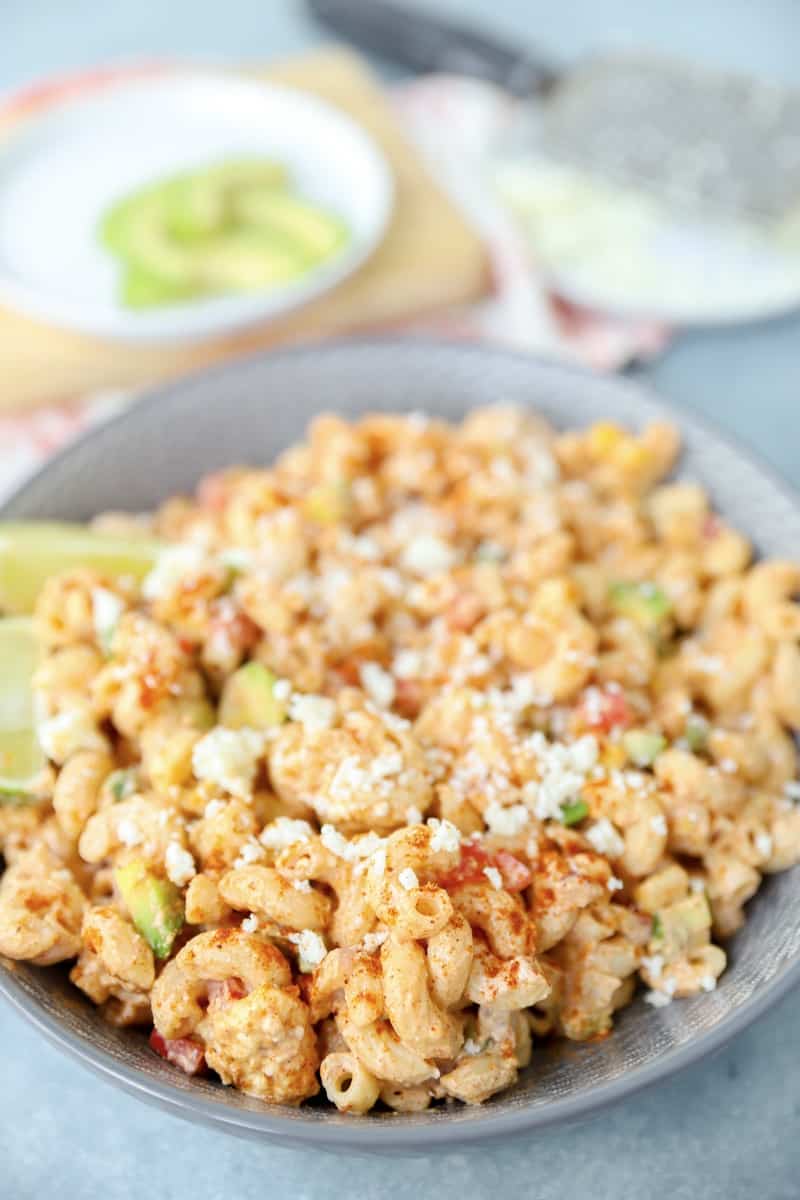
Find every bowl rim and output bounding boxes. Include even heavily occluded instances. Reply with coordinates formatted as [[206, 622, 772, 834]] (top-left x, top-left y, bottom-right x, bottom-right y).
[[2, 336, 799, 1151]]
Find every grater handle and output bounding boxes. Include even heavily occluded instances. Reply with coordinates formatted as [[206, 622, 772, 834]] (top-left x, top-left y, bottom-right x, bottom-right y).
[[306, 0, 557, 97]]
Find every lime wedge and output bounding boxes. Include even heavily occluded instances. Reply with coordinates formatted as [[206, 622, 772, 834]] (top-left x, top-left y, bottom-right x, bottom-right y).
[[0, 617, 46, 801], [0, 522, 162, 614]]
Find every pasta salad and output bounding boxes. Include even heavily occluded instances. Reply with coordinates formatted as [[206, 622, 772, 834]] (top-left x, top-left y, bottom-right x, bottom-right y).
[[2, 405, 799, 1113]]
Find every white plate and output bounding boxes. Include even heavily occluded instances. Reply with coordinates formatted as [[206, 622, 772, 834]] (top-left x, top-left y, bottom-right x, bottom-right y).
[[0, 72, 394, 342]]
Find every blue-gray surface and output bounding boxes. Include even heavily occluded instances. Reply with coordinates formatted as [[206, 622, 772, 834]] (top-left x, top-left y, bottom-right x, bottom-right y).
[[2, 2, 799, 1197]]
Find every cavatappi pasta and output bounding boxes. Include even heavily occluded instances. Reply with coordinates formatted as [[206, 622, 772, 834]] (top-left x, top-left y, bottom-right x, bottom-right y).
[[3, 406, 800, 1112]]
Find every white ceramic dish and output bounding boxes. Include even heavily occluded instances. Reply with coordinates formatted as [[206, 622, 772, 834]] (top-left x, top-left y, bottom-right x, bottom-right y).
[[0, 72, 393, 343]]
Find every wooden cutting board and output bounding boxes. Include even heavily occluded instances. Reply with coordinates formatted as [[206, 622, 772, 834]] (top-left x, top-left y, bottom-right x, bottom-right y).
[[0, 48, 489, 411]]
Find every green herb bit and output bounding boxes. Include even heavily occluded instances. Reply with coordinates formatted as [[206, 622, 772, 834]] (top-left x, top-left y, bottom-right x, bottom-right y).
[[561, 798, 590, 827]]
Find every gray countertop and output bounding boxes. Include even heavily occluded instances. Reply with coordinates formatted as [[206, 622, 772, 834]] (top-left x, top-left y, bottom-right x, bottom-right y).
[[2, 3, 800, 1197]]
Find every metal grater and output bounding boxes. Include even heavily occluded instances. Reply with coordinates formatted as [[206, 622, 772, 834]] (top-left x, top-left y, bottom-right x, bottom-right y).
[[538, 55, 800, 226], [309, 0, 800, 229]]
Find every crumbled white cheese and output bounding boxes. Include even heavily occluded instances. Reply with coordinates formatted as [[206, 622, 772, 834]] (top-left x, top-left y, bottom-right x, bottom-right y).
[[401, 534, 457, 576], [484, 799, 529, 838], [700, 975, 717, 993], [320, 824, 351, 860], [641, 954, 664, 980], [524, 731, 599, 821], [272, 678, 292, 702], [644, 989, 673, 1008], [91, 587, 124, 652], [292, 879, 312, 893], [165, 842, 196, 887], [37, 707, 108, 765], [585, 818, 625, 859], [784, 781, 800, 801], [288, 693, 336, 734], [483, 866, 502, 890], [204, 799, 226, 820], [719, 757, 738, 774], [219, 547, 255, 573], [607, 876, 624, 892], [427, 818, 462, 855], [463, 1038, 484, 1056], [259, 817, 314, 850], [143, 543, 206, 601], [398, 867, 419, 891], [361, 931, 388, 953], [241, 913, 260, 933], [233, 837, 266, 868], [689, 876, 706, 894], [393, 649, 422, 679], [650, 813, 668, 837], [288, 929, 327, 972], [755, 832, 773, 860], [192, 727, 264, 798], [117, 818, 143, 848], [360, 662, 396, 709], [405, 806, 423, 825]]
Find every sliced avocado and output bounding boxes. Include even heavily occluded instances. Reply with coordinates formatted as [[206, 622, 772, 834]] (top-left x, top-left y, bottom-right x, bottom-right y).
[[609, 581, 672, 632], [622, 729, 666, 767], [219, 662, 287, 731], [121, 263, 203, 309], [235, 189, 347, 261], [194, 230, 307, 290], [115, 860, 184, 958]]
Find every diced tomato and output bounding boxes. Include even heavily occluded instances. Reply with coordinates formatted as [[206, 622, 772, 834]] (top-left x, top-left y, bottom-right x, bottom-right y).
[[702, 514, 722, 540], [197, 471, 232, 512], [492, 849, 533, 892], [437, 842, 531, 893], [149, 1029, 206, 1075], [207, 977, 247, 1007], [210, 602, 260, 655], [580, 688, 632, 733], [394, 678, 424, 719]]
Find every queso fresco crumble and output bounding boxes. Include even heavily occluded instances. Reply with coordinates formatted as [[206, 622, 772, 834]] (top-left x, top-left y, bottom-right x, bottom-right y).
[[3, 405, 800, 1113]]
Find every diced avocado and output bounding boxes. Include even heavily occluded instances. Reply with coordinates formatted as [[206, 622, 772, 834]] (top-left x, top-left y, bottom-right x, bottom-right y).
[[303, 480, 353, 525], [685, 714, 710, 753], [609, 581, 672, 631], [107, 767, 139, 803], [561, 798, 589, 826], [115, 860, 184, 959], [623, 729, 667, 767], [652, 893, 711, 963], [219, 662, 287, 731], [234, 190, 347, 262]]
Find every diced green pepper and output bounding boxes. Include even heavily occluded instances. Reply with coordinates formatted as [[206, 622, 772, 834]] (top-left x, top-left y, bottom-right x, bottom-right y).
[[651, 914, 664, 941], [561, 798, 589, 826], [609, 581, 672, 632], [115, 860, 184, 959], [623, 729, 667, 767], [219, 662, 287, 730]]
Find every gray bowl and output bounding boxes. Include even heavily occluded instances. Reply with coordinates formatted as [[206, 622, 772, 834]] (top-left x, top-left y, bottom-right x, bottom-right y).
[[2, 340, 799, 1153]]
